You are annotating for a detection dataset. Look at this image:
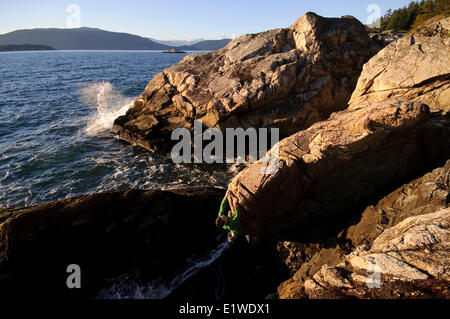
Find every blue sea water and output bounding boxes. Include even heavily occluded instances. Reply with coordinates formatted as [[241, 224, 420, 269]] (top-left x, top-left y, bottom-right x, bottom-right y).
[[0, 51, 230, 209]]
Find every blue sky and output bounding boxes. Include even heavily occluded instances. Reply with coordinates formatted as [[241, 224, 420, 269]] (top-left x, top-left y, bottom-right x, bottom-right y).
[[0, 0, 413, 39]]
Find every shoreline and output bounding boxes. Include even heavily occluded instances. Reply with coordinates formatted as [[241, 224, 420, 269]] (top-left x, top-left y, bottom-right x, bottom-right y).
[[0, 13, 449, 300]]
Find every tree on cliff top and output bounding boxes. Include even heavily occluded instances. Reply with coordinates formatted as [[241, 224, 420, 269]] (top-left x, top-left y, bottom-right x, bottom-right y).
[[380, 0, 449, 31]]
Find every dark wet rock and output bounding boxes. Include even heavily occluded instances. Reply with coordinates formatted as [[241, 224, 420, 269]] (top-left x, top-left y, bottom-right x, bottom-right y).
[[278, 161, 450, 299], [0, 187, 224, 298], [168, 239, 291, 300], [345, 160, 450, 247], [299, 209, 450, 299]]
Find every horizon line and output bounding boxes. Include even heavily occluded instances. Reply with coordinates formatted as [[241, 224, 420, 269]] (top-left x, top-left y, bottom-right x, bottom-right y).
[[0, 26, 237, 42]]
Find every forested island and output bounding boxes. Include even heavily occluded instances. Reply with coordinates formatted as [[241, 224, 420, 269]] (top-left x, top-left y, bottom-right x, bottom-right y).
[[0, 44, 55, 52]]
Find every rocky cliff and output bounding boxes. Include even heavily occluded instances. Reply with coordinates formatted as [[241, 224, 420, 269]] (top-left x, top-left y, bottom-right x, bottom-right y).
[[278, 160, 450, 299], [228, 100, 449, 237], [112, 13, 380, 152], [0, 187, 224, 298], [0, 14, 448, 301], [297, 209, 449, 299], [228, 17, 449, 238], [349, 17, 450, 113], [230, 17, 450, 298]]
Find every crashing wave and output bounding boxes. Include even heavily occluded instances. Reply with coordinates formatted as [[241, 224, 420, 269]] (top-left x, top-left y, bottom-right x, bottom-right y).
[[81, 82, 133, 135]]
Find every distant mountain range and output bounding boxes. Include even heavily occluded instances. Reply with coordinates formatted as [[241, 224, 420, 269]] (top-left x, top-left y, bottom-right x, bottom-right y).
[[0, 27, 232, 51], [150, 38, 205, 47], [176, 39, 233, 51]]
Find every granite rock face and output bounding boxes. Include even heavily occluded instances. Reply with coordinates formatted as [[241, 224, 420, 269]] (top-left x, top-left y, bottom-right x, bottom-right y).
[[300, 209, 450, 299], [369, 30, 404, 47], [278, 161, 450, 299], [228, 99, 449, 237], [349, 17, 450, 113], [112, 12, 380, 152], [345, 160, 450, 248]]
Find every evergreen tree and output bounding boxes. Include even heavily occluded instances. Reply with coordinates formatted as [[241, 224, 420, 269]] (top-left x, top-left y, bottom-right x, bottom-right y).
[[435, 0, 449, 12], [379, 0, 449, 31]]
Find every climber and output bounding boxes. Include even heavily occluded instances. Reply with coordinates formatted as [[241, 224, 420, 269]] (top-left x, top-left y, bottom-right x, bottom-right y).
[[216, 189, 240, 242]]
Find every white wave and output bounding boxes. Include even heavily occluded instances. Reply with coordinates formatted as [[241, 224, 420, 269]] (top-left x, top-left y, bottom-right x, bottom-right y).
[[81, 82, 134, 135], [98, 240, 230, 299]]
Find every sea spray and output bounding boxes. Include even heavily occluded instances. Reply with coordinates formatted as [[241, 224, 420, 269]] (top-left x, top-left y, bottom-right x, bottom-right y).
[[81, 82, 133, 135], [0, 52, 230, 209], [98, 240, 230, 299]]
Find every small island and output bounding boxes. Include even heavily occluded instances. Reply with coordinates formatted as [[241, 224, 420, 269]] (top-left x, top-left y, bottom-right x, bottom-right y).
[[0, 44, 56, 52], [162, 48, 186, 53]]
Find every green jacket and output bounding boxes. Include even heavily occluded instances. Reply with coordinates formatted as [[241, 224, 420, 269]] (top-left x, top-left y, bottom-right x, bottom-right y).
[[218, 196, 240, 234]]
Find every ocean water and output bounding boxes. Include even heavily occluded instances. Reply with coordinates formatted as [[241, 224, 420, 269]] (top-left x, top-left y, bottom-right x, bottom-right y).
[[0, 51, 231, 209]]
